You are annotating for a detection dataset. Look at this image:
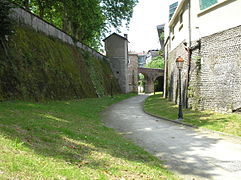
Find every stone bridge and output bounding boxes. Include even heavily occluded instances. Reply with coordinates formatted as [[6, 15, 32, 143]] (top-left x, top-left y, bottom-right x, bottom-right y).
[[138, 67, 164, 93]]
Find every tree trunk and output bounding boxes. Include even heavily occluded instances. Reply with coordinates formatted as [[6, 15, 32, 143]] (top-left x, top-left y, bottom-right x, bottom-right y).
[[39, 7, 44, 18], [0, 38, 8, 57], [36, 0, 45, 18], [23, 0, 30, 11]]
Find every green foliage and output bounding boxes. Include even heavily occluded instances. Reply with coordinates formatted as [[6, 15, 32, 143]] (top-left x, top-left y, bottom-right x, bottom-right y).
[[0, 25, 120, 101], [10, 0, 138, 49], [82, 51, 120, 97], [145, 55, 164, 69], [102, 0, 138, 29], [139, 73, 144, 80], [159, 32, 165, 41]]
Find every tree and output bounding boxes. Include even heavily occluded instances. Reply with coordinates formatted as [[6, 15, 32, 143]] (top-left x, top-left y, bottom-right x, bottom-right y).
[[145, 56, 164, 69], [60, 0, 106, 49], [0, 0, 13, 55], [10, 0, 138, 49], [101, 0, 138, 30]]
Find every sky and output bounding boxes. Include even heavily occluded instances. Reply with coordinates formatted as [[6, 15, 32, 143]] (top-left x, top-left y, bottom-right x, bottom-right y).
[[117, 0, 177, 53]]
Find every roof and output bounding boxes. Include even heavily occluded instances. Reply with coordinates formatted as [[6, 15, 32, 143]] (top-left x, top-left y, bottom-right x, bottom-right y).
[[103, 33, 129, 42]]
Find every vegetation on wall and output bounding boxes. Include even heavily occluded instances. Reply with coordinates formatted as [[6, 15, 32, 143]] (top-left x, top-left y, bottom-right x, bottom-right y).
[[10, 0, 139, 50], [82, 51, 120, 97], [0, 25, 120, 101]]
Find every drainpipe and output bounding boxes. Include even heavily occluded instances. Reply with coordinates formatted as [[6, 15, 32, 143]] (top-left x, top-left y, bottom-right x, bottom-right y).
[[185, 0, 192, 108], [163, 37, 169, 98]]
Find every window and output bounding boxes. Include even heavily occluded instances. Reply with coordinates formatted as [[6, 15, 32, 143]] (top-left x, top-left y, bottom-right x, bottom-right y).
[[169, 2, 178, 20], [128, 57, 131, 64], [199, 0, 217, 10], [170, 27, 174, 35]]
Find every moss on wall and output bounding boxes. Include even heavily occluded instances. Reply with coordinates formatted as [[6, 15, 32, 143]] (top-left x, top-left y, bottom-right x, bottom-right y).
[[0, 25, 120, 101]]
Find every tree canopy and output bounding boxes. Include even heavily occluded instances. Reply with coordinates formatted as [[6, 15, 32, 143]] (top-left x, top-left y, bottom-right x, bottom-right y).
[[10, 0, 138, 49]]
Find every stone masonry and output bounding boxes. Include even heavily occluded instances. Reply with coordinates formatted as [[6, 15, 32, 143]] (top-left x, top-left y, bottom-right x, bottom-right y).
[[10, 7, 106, 61], [166, 25, 241, 112], [104, 33, 129, 93], [138, 68, 164, 93], [128, 53, 138, 93]]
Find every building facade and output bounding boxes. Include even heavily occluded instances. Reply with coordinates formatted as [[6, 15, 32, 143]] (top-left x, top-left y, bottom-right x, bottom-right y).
[[104, 33, 139, 93], [164, 0, 241, 112], [157, 24, 165, 51], [104, 33, 129, 93], [137, 53, 148, 67]]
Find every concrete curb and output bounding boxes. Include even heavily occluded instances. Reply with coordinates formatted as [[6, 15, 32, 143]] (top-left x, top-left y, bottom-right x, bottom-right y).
[[142, 97, 241, 142]]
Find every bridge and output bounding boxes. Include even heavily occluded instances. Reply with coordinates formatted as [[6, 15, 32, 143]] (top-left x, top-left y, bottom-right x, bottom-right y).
[[138, 67, 164, 93]]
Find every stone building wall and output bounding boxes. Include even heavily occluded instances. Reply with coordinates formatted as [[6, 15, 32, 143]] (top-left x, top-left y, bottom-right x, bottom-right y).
[[166, 41, 188, 104], [128, 54, 138, 92], [192, 25, 241, 112], [166, 25, 241, 112], [104, 34, 129, 93]]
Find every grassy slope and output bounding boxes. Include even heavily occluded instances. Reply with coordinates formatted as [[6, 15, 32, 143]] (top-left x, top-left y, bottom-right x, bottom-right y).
[[0, 25, 120, 101], [0, 94, 178, 180], [144, 94, 241, 137]]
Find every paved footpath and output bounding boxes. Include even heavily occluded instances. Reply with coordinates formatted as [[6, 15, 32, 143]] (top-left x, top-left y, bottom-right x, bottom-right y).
[[102, 95, 241, 180]]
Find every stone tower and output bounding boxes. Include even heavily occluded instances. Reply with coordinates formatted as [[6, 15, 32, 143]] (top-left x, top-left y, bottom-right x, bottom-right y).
[[104, 33, 129, 93]]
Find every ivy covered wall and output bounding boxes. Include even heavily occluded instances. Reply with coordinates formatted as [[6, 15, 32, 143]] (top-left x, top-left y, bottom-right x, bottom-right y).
[[0, 25, 121, 101]]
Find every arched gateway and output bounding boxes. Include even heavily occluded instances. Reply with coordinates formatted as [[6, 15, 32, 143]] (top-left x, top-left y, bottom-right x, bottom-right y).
[[104, 33, 164, 94], [138, 67, 164, 93]]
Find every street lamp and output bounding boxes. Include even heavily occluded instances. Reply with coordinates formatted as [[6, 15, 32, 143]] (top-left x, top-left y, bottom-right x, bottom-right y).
[[176, 56, 184, 120]]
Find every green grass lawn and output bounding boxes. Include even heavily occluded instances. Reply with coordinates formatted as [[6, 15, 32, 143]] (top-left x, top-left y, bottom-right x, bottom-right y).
[[144, 94, 241, 137], [0, 94, 178, 180]]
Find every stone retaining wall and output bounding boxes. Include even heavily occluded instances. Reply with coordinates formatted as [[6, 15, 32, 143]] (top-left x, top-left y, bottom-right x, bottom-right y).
[[10, 7, 106, 61]]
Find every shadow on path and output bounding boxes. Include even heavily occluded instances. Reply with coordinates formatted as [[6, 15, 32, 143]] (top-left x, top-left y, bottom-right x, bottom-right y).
[[102, 95, 241, 180]]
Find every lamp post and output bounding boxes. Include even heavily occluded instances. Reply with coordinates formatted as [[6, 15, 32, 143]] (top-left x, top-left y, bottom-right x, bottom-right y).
[[176, 56, 184, 120]]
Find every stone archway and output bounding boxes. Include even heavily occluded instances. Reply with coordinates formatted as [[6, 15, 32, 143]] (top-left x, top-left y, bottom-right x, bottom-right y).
[[138, 67, 164, 93]]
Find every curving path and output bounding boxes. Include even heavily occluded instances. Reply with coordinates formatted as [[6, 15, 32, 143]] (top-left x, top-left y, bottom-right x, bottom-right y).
[[102, 95, 241, 180]]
